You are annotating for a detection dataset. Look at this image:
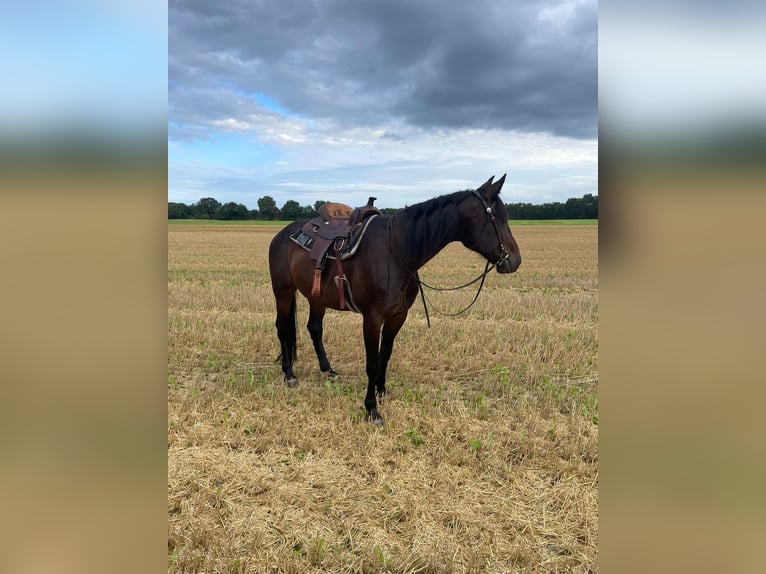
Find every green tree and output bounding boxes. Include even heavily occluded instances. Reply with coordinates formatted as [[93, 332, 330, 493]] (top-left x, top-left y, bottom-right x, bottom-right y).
[[195, 197, 220, 219], [564, 197, 581, 219], [581, 193, 598, 218], [279, 199, 303, 220], [313, 200, 328, 216], [299, 205, 316, 219], [215, 202, 250, 220], [168, 202, 192, 219], [257, 196, 279, 220]]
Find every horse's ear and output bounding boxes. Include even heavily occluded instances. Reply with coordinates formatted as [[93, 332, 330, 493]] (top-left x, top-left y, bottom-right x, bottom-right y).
[[477, 176, 494, 192], [481, 173, 506, 200]]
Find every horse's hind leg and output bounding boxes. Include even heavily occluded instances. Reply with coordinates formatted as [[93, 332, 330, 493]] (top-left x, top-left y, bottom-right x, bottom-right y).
[[307, 304, 337, 380], [275, 292, 298, 386]]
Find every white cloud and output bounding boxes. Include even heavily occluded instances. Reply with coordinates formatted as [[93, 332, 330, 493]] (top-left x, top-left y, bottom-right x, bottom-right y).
[[169, 110, 596, 208], [168, 1, 597, 207]]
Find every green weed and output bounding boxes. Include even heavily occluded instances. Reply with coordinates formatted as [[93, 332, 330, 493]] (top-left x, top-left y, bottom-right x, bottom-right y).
[[404, 428, 424, 447], [374, 545, 387, 567]]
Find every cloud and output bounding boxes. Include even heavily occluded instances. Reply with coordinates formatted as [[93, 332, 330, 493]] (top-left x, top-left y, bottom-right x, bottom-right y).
[[168, 0, 597, 207], [169, 115, 597, 208], [169, 0, 596, 139]]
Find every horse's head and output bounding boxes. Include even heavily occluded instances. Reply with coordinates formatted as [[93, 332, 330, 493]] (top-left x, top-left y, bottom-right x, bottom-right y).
[[459, 174, 522, 274]]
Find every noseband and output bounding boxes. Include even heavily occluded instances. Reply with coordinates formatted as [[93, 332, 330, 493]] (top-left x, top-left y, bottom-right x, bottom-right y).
[[470, 189, 511, 269]]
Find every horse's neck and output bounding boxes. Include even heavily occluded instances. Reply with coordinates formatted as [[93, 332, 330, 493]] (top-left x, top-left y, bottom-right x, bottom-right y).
[[392, 207, 461, 271]]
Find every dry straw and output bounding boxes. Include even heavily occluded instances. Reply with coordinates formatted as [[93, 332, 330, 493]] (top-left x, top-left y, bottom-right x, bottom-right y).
[[169, 223, 598, 572]]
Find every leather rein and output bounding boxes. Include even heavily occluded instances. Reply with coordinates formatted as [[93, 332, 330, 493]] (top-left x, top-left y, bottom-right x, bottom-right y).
[[388, 190, 510, 328]]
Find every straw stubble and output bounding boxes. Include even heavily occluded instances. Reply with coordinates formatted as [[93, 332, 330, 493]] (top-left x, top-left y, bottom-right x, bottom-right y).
[[168, 222, 597, 572]]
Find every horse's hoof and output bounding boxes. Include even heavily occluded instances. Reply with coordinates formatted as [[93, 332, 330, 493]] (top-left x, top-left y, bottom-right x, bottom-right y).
[[285, 377, 298, 388], [366, 411, 385, 426], [322, 369, 339, 381]]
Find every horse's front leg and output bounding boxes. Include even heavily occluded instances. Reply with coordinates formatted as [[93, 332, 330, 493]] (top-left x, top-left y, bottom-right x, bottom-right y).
[[377, 311, 408, 398], [362, 314, 384, 424]]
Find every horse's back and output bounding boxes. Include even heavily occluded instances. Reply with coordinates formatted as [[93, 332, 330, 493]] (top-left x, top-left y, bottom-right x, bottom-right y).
[[269, 221, 306, 259]]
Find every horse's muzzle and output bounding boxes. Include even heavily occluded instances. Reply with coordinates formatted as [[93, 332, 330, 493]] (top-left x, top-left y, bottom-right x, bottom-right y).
[[496, 253, 521, 274]]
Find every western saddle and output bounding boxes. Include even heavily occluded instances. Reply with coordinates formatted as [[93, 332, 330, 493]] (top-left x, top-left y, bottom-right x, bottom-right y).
[[290, 197, 381, 309]]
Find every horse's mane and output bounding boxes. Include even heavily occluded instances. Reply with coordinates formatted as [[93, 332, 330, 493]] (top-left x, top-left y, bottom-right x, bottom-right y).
[[402, 189, 471, 219], [400, 189, 473, 263]]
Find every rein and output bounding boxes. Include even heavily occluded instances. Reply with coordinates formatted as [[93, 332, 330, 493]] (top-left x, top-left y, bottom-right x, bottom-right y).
[[387, 190, 507, 328], [417, 260, 493, 327]]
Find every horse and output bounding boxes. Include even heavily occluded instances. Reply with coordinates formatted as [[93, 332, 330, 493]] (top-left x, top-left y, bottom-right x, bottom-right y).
[[268, 175, 521, 424]]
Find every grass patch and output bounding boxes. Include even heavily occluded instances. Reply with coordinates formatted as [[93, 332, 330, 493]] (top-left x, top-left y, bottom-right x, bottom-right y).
[[168, 219, 288, 226], [510, 219, 598, 225]]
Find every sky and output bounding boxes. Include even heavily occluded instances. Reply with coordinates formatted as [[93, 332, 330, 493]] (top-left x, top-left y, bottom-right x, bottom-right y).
[[168, 0, 598, 209]]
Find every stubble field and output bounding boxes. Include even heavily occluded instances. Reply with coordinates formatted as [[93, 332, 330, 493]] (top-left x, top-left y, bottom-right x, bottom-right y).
[[168, 221, 598, 573]]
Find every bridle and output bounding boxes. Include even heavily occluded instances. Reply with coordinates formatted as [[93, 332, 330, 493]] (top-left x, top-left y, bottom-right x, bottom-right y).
[[469, 189, 512, 269], [388, 190, 513, 327]]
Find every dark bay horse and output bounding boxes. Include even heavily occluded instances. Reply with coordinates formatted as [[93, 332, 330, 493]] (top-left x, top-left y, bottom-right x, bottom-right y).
[[268, 175, 521, 424]]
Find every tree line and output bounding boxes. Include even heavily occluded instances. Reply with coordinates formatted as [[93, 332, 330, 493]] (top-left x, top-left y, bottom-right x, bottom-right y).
[[168, 193, 597, 220], [505, 193, 597, 220]]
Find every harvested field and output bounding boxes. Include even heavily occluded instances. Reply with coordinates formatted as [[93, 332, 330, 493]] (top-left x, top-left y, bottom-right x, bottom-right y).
[[168, 222, 598, 573]]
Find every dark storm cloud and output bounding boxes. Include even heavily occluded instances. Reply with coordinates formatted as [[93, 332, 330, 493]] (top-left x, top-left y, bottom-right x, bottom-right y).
[[170, 0, 597, 139]]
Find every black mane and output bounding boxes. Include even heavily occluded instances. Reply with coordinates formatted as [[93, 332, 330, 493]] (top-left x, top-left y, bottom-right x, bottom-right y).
[[399, 189, 474, 265], [402, 189, 472, 219]]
